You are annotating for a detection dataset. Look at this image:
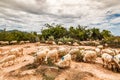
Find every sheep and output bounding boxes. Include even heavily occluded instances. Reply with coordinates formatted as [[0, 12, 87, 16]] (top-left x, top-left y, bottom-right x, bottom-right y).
[[24, 40, 30, 43], [104, 43, 108, 47], [45, 41, 51, 44], [113, 54, 120, 68], [92, 41, 100, 46], [36, 48, 50, 63], [44, 49, 58, 63], [35, 42, 40, 46], [52, 41, 56, 45], [94, 45, 103, 57], [69, 48, 80, 55], [58, 47, 67, 57], [19, 41, 25, 44], [10, 40, 17, 45], [45, 41, 49, 44], [97, 45, 103, 49], [102, 48, 116, 56], [66, 42, 71, 45], [58, 41, 63, 45], [82, 50, 97, 63], [95, 47, 102, 57], [9, 48, 23, 57], [45, 41, 56, 45], [101, 53, 120, 71], [0, 41, 9, 45], [56, 53, 72, 68], [101, 53, 113, 69], [112, 49, 119, 55], [73, 42, 79, 46], [68, 48, 80, 60]]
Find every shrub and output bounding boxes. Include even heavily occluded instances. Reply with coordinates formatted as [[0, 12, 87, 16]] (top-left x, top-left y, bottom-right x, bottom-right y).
[[48, 36, 54, 41], [57, 37, 74, 44], [75, 50, 83, 62], [40, 37, 46, 43]]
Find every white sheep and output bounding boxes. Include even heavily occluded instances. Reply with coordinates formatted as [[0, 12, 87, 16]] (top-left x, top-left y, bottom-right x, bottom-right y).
[[113, 54, 120, 68], [45, 41, 56, 45], [9, 48, 23, 57], [58, 41, 63, 45], [0, 41, 9, 45], [44, 49, 58, 63], [82, 50, 97, 63], [24, 40, 30, 43], [69, 48, 80, 55], [67, 42, 71, 45], [97, 45, 103, 49], [95, 45, 103, 55], [101, 53, 113, 69], [52, 41, 56, 45], [56, 53, 72, 68], [36, 48, 50, 62], [94, 47, 102, 56], [10, 40, 17, 45], [68, 48, 80, 60], [112, 49, 119, 55], [19, 41, 25, 44], [35, 42, 40, 46], [102, 48, 116, 56], [58, 47, 67, 57], [73, 42, 79, 46]]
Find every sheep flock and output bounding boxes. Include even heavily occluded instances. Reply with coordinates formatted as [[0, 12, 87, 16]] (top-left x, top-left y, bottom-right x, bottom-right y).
[[0, 42, 120, 74]]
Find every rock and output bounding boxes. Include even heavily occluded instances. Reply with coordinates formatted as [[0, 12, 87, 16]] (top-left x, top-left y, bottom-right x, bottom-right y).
[[37, 66, 60, 79], [20, 69, 35, 76]]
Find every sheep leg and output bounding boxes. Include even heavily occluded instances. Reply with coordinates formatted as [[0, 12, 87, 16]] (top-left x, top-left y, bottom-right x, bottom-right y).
[[44, 55, 48, 64], [83, 57, 87, 63], [54, 55, 58, 62], [102, 59, 105, 67], [69, 60, 71, 67], [108, 63, 112, 70], [52, 57, 55, 63], [91, 57, 94, 63]]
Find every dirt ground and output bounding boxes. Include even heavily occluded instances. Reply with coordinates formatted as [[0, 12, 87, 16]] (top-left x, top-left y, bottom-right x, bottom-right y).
[[0, 43, 120, 80]]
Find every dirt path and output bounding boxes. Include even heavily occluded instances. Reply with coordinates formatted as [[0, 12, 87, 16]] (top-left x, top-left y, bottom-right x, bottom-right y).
[[56, 61, 120, 80], [2, 55, 34, 73]]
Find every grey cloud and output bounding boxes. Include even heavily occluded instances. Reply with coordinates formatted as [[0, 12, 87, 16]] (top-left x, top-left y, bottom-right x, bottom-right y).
[[0, 0, 85, 18], [91, 0, 120, 9], [0, 0, 48, 15]]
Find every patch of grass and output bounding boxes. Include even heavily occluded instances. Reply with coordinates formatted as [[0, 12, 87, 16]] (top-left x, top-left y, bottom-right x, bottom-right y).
[[44, 58, 55, 66], [75, 52, 83, 62], [43, 75, 55, 80], [24, 64, 38, 70]]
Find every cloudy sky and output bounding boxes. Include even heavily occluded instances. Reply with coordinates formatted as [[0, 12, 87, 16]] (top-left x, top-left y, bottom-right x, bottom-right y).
[[0, 0, 120, 35]]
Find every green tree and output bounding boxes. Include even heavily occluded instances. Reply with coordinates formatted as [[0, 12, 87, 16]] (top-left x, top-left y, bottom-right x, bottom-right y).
[[101, 30, 112, 40]]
